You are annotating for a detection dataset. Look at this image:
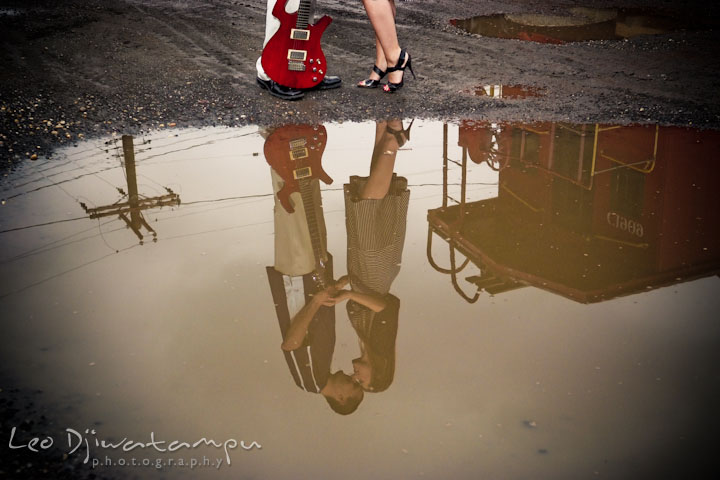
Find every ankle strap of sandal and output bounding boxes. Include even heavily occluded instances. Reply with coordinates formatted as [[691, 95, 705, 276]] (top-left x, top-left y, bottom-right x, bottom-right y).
[[372, 65, 386, 76], [385, 119, 415, 146], [386, 49, 408, 73]]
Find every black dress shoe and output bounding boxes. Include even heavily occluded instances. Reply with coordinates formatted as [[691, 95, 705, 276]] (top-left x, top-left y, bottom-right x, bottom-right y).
[[256, 77, 304, 101], [313, 75, 342, 90]]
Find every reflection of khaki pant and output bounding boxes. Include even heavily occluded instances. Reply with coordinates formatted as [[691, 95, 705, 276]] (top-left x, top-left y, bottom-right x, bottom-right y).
[[271, 168, 327, 277]]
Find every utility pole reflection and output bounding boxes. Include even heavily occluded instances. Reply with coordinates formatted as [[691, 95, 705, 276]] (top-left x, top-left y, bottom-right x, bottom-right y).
[[81, 135, 180, 244]]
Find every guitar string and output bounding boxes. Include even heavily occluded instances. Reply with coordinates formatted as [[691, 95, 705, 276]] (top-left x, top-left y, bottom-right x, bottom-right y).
[[298, 178, 327, 288], [292, 1, 312, 75]]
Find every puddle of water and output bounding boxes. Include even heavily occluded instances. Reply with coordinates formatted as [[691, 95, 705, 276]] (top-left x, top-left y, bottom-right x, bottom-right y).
[[451, 8, 700, 43], [433, 122, 720, 303], [1, 120, 718, 479], [470, 84, 545, 99]]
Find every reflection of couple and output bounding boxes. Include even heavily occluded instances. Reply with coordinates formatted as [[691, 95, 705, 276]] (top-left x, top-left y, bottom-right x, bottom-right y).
[[265, 120, 412, 414]]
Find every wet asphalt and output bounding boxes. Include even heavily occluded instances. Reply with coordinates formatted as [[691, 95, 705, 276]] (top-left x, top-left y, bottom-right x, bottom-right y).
[[2, 0, 719, 166]]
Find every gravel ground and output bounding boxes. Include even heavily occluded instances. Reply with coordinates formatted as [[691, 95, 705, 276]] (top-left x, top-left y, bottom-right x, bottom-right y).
[[1, 0, 719, 168]]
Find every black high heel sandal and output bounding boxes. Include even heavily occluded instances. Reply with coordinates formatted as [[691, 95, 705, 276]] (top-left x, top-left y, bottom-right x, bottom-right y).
[[383, 49, 415, 93], [385, 119, 415, 148], [357, 65, 387, 89]]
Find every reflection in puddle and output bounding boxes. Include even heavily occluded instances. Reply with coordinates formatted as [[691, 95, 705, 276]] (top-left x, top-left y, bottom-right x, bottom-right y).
[[265, 120, 410, 410], [81, 135, 181, 244], [1, 120, 718, 478], [471, 84, 545, 99], [451, 8, 700, 43], [430, 121, 720, 303]]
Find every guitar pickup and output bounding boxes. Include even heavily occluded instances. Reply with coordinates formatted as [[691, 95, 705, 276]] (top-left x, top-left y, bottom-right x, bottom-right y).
[[289, 138, 307, 149], [291, 29, 310, 41], [287, 49, 307, 61], [290, 147, 309, 161], [293, 166, 312, 179]]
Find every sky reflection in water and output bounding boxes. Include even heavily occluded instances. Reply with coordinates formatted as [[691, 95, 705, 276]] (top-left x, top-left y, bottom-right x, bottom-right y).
[[0, 119, 718, 479]]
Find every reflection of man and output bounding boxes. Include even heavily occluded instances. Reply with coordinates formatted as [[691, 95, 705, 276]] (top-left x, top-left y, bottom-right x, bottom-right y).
[[256, 0, 341, 101], [267, 267, 361, 414], [264, 125, 362, 415]]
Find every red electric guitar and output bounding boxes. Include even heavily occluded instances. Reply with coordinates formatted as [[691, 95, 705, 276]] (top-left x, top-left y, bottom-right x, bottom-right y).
[[265, 124, 333, 287], [260, 1, 331, 89]]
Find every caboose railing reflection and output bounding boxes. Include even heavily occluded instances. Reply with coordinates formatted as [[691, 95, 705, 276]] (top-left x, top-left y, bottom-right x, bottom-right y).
[[428, 121, 720, 304]]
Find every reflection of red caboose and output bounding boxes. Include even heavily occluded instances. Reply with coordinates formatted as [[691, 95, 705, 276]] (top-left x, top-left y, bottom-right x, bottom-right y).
[[458, 120, 513, 170], [430, 122, 720, 303]]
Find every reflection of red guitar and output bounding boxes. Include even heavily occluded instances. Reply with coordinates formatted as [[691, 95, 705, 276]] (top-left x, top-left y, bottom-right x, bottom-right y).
[[265, 124, 333, 288], [261, 1, 331, 89], [265, 124, 332, 213]]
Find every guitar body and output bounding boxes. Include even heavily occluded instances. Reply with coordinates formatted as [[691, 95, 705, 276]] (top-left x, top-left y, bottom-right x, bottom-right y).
[[265, 124, 332, 214], [261, 1, 331, 89]]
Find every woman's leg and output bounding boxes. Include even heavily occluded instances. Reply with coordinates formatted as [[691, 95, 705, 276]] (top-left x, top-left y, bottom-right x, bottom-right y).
[[361, 0, 405, 85], [361, 119, 405, 200], [359, 1, 397, 84]]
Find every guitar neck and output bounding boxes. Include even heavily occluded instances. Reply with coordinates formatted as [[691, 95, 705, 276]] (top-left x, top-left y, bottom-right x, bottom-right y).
[[297, 178, 328, 278], [296, 0, 313, 29]]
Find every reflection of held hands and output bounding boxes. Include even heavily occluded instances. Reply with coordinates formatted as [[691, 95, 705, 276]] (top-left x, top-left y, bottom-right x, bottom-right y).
[[334, 275, 349, 290], [312, 276, 352, 307], [321, 289, 352, 307]]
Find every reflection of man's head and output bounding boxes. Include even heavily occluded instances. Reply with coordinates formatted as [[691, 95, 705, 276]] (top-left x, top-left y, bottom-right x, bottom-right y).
[[324, 371, 364, 415]]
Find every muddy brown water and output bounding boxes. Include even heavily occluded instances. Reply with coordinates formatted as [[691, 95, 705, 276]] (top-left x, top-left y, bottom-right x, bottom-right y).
[[1, 119, 719, 479], [451, 8, 707, 43], [470, 84, 546, 99]]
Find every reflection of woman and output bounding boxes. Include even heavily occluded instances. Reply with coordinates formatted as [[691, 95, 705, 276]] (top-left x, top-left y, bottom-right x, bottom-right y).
[[324, 119, 412, 392]]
